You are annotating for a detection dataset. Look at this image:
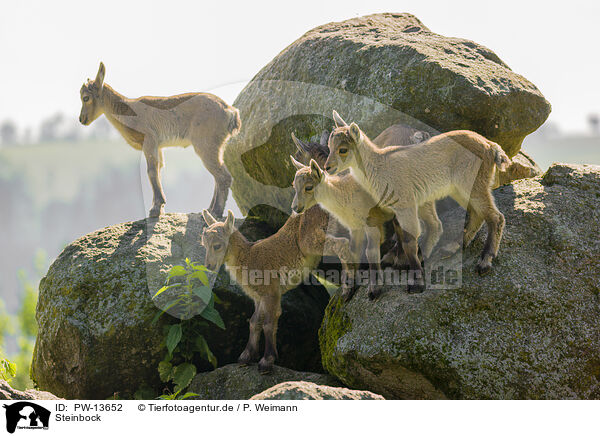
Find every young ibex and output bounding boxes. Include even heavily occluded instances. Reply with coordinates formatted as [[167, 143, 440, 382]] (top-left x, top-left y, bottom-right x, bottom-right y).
[[201, 209, 353, 373], [291, 128, 440, 299], [79, 62, 241, 217], [325, 111, 510, 294]]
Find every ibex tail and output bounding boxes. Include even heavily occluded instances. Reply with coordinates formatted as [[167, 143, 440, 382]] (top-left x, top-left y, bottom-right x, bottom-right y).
[[491, 141, 511, 171], [227, 107, 242, 136]]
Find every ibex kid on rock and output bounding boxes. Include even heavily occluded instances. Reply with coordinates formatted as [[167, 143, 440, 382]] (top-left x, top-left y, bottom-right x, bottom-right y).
[[79, 62, 240, 218], [325, 111, 509, 295], [201, 209, 354, 373]]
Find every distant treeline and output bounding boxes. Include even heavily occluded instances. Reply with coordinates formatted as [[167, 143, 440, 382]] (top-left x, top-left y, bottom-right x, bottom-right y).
[[0, 114, 116, 146]]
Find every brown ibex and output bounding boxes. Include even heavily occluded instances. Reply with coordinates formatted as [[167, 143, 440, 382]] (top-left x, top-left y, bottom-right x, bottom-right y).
[[325, 111, 510, 295], [79, 62, 240, 217], [201, 209, 353, 373]]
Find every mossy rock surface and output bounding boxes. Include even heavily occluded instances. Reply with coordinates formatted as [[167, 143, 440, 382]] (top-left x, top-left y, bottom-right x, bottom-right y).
[[32, 213, 329, 399], [320, 164, 600, 399], [186, 364, 341, 400], [224, 13, 550, 223]]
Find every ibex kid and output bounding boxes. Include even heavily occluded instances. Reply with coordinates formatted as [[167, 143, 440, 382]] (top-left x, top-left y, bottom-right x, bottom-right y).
[[79, 62, 240, 217], [325, 111, 509, 295], [201, 209, 354, 373], [291, 126, 440, 299]]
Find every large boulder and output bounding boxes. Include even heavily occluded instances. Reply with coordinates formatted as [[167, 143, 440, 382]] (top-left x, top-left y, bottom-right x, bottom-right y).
[[0, 380, 61, 400], [320, 164, 600, 399], [186, 364, 340, 400], [250, 381, 384, 400], [32, 213, 330, 399], [224, 13, 551, 222]]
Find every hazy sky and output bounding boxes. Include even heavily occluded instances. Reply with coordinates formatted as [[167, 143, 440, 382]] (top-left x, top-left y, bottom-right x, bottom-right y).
[[1, 0, 598, 134]]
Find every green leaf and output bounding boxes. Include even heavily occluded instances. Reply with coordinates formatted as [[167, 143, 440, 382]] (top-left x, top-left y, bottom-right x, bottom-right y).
[[158, 361, 173, 383], [165, 324, 183, 355], [188, 270, 209, 286], [0, 359, 16, 381], [151, 310, 165, 325], [195, 336, 217, 368], [153, 283, 181, 299], [178, 392, 199, 400], [200, 305, 225, 330], [158, 391, 178, 400], [191, 263, 210, 272], [173, 363, 196, 392], [158, 301, 179, 315], [191, 285, 212, 304], [167, 265, 187, 280]]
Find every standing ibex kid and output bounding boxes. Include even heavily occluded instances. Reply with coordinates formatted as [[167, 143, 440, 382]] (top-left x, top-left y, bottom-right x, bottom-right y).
[[325, 111, 509, 295], [291, 125, 440, 299], [79, 62, 240, 217], [201, 208, 354, 373]]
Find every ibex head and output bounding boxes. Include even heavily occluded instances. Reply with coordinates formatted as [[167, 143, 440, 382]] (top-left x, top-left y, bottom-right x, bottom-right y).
[[79, 62, 106, 125], [290, 156, 323, 214], [291, 131, 330, 168], [201, 209, 235, 271], [325, 110, 362, 175]]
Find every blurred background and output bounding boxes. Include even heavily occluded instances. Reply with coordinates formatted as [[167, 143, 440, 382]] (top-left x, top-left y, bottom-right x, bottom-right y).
[[0, 0, 599, 388]]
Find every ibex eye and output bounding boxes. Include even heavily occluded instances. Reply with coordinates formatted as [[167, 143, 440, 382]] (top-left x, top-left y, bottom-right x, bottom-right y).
[[83, 96, 90, 102], [213, 243, 222, 250], [305, 185, 313, 192], [339, 147, 348, 155]]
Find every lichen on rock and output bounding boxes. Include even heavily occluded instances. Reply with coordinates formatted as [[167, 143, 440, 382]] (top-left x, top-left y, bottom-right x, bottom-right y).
[[320, 164, 600, 399], [32, 213, 330, 399], [224, 13, 551, 222]]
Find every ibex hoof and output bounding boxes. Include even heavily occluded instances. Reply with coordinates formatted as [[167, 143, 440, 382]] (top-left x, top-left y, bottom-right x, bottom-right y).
[[208, 206, 224, 219], [367, 286, 382, 301], [476, 262, 492, 276], [149, 204, 165, 218], [407, 283, 425, 294], [258, 357, 274, 374], [238, 350, 255, 366]]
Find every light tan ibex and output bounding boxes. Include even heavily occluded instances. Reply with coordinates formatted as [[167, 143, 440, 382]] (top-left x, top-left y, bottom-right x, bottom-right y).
[[290, 156, 441, 299], [325, 111, 510, 295], [291, 125, 439, 299], [79, 62, 241, 217], [201, 208, 353, 374]]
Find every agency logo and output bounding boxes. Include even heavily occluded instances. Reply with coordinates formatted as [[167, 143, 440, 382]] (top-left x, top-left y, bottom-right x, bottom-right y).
[[2, 402, 50, 434]]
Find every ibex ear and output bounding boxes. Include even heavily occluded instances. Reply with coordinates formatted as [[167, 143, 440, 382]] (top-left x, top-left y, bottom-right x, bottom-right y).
[[349, 122, 361, 142], [320, 130, 330, 146], [202, 209, 217, 226], [95, 62, 106, 88], [412, 131, 431, 143], [290, 155, 306, 170], [224, 210, 235, 233], [309, 159, 323, 182], [332, 110, 348, 128]]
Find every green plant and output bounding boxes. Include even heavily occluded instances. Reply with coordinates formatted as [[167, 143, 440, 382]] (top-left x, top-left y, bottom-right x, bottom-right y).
[[146, 259, 225, 399], [158, 390, 199, 400], [0, 259, 41, 391], [0, 358, 16, 382]]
